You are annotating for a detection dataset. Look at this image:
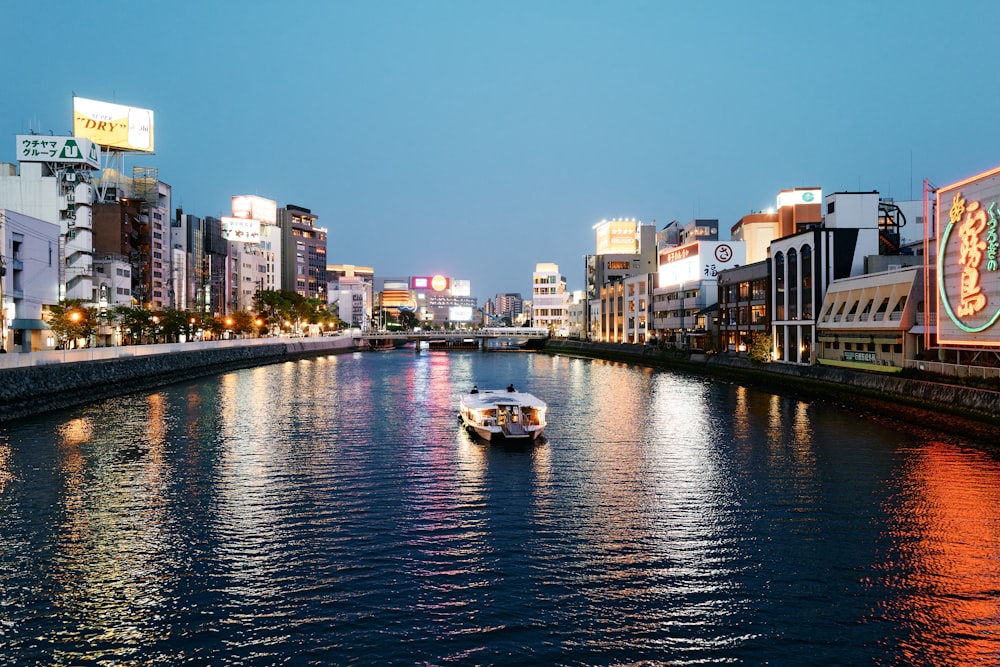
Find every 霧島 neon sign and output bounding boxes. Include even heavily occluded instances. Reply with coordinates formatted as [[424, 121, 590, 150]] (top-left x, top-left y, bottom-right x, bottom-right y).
[[937, 192, 1000, 333]]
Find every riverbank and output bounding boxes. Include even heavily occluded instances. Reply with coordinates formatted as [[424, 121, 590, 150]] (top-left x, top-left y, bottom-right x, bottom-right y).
[[544, 339, 1000, 441], [0, 336, 357, 423]]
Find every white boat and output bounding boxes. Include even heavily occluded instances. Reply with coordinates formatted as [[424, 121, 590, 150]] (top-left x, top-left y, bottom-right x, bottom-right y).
[[459, 387, 547, 441]]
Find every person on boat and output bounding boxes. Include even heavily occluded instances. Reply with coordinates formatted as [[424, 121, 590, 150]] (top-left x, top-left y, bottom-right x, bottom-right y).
[[471, 386, 479, 394], [507, 384, 515, 392]]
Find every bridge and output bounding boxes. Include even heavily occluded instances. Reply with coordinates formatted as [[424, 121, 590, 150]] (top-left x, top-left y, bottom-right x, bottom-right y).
[[357, 327, 549, 350]]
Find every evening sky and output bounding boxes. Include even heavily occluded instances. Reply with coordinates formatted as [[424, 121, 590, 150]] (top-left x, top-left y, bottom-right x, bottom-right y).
[[3, 0, 999, 302]]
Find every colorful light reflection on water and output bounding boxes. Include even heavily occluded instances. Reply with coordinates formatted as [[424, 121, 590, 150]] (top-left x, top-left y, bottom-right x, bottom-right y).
[[0, 350, 998, 665]]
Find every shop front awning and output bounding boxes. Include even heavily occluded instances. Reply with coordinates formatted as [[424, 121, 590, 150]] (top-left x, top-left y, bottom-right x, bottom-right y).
[[10, 318, 51, 330]]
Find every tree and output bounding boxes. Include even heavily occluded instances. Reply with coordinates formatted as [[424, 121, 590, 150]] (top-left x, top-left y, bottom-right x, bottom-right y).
[[48, 300, 96, 348], [112, 306, 153, 345], [747, 331, 773, 364]]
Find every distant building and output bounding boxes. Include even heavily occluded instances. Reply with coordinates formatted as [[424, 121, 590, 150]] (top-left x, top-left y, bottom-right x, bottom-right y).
[[374, 275, 476, 328], [532, 263, 567, 335], [493, 293, 524, 322], [329, 265, 374, 329]]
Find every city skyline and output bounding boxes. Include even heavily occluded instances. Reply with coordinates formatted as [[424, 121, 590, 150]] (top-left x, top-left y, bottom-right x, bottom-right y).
[[4, 1, 1000, 301]]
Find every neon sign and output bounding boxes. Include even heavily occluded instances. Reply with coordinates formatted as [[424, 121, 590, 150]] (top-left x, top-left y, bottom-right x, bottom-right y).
[[935, 170, 1000, 345]]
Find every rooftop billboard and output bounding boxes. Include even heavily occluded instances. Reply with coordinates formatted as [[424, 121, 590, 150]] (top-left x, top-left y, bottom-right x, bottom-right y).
[[232, 195, 277, 225], [73, 97, 154, 152], [934, 166, 1000, 348], [658, 241, 744, 289], [595, 219, 638, 255], [16, 135, 100, 168]]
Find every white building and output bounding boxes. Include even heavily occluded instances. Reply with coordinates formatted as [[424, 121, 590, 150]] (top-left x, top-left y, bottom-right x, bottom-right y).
[[0, 136, 101, 304], [2, 209, 60, 352], [769, 191, 881, 364], [653, 236, 745, 348], [532, 262, 568, 335]]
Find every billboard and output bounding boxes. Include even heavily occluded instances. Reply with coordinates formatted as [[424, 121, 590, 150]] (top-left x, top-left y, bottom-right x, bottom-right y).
[[449, 306, 473, 322], [16, 135, 100, 168], [232, 195, 277, 224], [934, 166, 1000, 347], [658, 241, 744, 289], [221, 216, 261, 244], [777, 189, 822, 208], [73, 97, 154, 152], [595, 219, 638, 255], [411, 275, 450, 291], [451, 279, 471, 297]]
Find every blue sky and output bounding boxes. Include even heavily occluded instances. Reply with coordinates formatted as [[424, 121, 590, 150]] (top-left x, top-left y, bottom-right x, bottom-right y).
[[4, 0, 1000, 302]]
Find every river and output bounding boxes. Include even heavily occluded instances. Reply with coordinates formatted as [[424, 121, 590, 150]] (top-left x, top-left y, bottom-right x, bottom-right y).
[[1, 349, 998, 665]]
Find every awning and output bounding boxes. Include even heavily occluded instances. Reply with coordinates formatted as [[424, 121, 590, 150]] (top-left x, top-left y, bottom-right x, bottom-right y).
[[10, 318, 51, 330]]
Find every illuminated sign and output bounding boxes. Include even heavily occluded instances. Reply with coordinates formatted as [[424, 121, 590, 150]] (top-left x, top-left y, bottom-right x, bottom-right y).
[[449, 306, 473, 321], [658, 241, 745, 288], [73, 97, 154, 152], [777, 189, 822, 209], [934, 166, 1000, 347], [452, 279, 471, 297], [607, 261, 631, 270], [16, 135, 100, 168], [232, 195, 277, 225], [661, 242, 699, 265], [411, 275, 450, 291], [221, 216, 261, 243], [595, 219, 638, 255]]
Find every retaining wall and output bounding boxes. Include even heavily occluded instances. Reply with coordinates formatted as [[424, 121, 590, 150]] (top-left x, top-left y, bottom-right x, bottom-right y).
[[0, 337, 357, 423], [545, 339, 1000, 434]]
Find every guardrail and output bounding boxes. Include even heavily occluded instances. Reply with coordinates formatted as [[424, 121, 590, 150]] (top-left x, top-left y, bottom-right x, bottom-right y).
[[361, 328, 549, 340], [904, 359, 1000, 381], [0, 335, 356, 370]]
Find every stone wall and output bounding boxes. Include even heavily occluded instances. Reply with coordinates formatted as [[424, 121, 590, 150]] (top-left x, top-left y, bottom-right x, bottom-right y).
[[545, 339, 1000, 433], [0, 337, 355, 423]]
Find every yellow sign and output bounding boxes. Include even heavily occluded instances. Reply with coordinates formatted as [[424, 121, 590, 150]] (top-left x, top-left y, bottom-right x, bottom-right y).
[[73, 97, 155, 153]]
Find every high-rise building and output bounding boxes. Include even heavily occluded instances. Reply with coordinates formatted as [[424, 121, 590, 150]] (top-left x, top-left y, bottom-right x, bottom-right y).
[[278, 205, 327, 300]]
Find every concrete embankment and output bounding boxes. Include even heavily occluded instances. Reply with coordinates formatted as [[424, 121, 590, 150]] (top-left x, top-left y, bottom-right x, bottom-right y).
[[0, 337, 357, 423], [544, 339, 1000, 440]]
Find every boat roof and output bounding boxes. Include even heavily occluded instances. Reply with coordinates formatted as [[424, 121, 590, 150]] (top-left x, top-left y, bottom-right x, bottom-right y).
[[462, 389, 546, 409]]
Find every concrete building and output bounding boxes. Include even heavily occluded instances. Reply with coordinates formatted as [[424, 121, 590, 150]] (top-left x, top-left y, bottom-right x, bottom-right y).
[[769, 191, 881, 364], [532, 262, 567, 335], [651, 219, 743, 348], [816, 266, 924, 370], [585, 219, 657, 340], [278, 205, 327, 300], [717, 260, 771, 354], [1, 209, 60, 352], [328, 265, 374, 329], [0, 136, 101, 305]]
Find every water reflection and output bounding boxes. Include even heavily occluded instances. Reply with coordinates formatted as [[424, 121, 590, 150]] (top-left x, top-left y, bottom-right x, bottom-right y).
[[1, 351, 998, 664], [49, 397, 173, 660], [875, 441, 1000, 665]]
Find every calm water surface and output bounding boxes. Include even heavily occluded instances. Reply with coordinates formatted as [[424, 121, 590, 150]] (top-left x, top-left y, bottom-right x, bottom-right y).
[[1, 350, 999, 665]]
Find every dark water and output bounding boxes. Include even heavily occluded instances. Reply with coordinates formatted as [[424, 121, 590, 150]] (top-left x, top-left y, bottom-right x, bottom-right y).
[[1, 350, 999, 666]]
